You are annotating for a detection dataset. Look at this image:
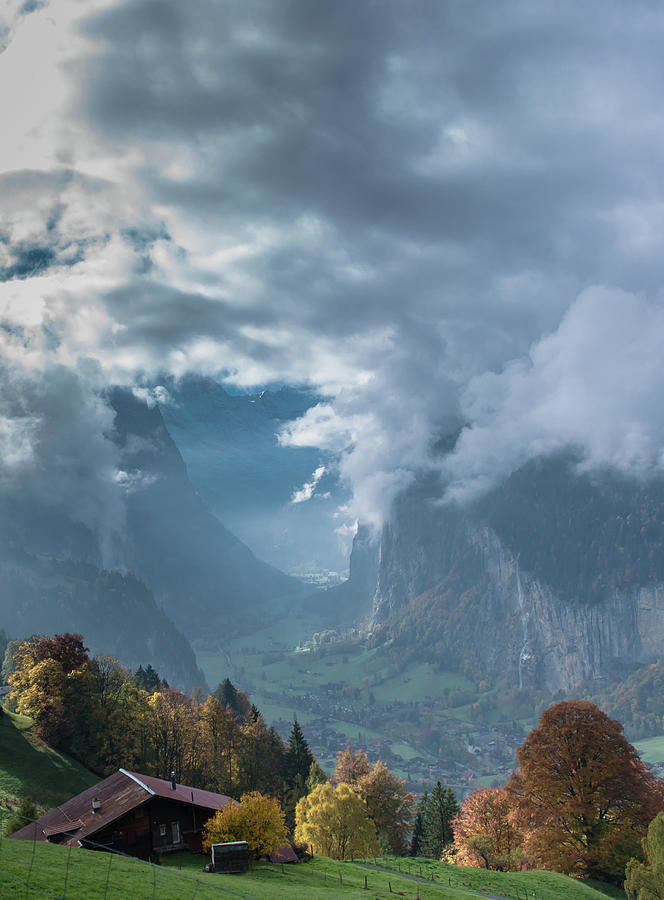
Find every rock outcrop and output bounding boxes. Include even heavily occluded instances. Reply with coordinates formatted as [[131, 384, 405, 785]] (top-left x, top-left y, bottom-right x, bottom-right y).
[[360, 461, 664, 692]]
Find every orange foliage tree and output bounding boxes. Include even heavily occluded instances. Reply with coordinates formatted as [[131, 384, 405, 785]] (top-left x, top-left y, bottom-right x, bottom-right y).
[[452, 787, 523, 871], [331, 747, 414, 853], [509, 701, 664, 882], [332, 746, 372, 785], [356, 760, 415, 854]]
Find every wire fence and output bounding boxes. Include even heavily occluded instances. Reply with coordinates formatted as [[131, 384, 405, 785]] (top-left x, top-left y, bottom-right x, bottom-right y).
[[0, 807, 258, 900], [0, 808, 559, 900]]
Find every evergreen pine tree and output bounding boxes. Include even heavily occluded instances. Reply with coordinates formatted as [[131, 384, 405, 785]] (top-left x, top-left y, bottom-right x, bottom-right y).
[[421, 782, 458, 858], [285, 719, 314, 784], [306, 759, 328, 793], [409, 791, 427, 856], [284, 720, 315, 833], [134, 663, 165, 691]]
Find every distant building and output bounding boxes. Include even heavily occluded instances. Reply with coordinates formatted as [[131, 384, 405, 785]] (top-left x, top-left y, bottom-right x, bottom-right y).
[[9, 769, 233, 860]]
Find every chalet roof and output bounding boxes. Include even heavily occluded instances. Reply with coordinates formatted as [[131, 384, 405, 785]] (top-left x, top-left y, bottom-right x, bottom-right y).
[[123, 771, 232, 812], [43, 820, 85, 837], [9, 769, 233, 847]]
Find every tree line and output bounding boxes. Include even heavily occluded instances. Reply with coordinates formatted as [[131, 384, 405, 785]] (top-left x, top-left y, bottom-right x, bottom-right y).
[[6, 633, 664, 887], [5, 633, 305, 812]]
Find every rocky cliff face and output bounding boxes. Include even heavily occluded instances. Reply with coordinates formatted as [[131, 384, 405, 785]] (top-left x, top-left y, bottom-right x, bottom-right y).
[[362, 463, 664, 693]]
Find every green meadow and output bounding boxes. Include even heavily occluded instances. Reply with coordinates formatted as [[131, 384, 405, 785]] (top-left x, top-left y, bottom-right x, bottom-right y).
[[0, 840, 626, 900], [0, 711, 96, 812]]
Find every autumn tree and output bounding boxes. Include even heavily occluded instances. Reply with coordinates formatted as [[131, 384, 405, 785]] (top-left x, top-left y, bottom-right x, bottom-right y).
[[203, 792, 288, 860], [509, 701, 664, 882], [295, 782, 378, 860], [10, 634, 98, 749], [200, 695, 242, 796], [625, 811, 664, 900], [148, 688, 201, 784], [356, 760, 415, 854], [453, 787, 523, 871], [33, 633, 89, 673], [332, 746, 371, 786], [235, 713, 287, 799]]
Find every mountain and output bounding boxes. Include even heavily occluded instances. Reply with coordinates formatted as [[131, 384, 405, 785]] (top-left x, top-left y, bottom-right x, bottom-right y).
[[158, 375, 348, 575], [111, 387, 308, 636], [0, 388, 308, 688], [340, 454, 664, 694], [0, 547, 205, 691]]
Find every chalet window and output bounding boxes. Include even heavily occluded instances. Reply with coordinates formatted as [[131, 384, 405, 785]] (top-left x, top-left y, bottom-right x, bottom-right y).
[[159, 824, 167, 838], [171, 822, 180, 844]]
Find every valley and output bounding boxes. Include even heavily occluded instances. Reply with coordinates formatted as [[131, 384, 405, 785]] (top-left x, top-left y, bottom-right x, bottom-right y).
[[194, 614, 533, 798]]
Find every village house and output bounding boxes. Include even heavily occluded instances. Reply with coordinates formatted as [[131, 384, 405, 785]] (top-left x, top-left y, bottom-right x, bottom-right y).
[[9, 769, 233, 860]]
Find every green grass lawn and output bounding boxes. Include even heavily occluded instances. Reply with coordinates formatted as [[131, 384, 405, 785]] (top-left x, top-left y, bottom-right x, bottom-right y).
[[367, 856, 626, 900], [633, 734, 664, 764], [371, 662, 472, 704], [0, 711, 97, 810], [0, 840, 627, 900]]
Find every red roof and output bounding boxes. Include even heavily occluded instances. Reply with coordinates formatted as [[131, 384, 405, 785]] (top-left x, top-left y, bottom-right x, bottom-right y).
[[9, 770, 234, 847], [123, 771, 233, 812], [43, 820, 85, 837], [269, 845, 299, 864]]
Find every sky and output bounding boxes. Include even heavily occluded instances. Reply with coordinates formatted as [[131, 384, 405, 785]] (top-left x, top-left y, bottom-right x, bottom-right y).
[[3, 0, 664, 555]]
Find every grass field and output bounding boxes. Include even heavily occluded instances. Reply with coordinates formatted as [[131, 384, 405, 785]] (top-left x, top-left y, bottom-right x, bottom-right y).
[[194, 622, 471, 777], [366, 856, 626, 900], [0, 711, 96, 810], [0, 839, 627, 900], [633, 734, 664, 764]]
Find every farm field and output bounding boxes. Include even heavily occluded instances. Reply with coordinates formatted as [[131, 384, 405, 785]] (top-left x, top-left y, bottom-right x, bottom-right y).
[[0, 839, 626, 900], [194, 617, 519, 788], [633, 734, 664, 764]]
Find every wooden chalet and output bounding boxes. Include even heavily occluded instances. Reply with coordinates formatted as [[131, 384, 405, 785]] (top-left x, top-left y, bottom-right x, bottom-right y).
[[9, 769, 234, 860]]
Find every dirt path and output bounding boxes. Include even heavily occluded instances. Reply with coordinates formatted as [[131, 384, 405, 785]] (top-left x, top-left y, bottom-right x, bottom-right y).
[[355, 864, 517, 900]]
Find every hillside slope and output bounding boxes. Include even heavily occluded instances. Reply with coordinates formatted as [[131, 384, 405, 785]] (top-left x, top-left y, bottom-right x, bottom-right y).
[[0, 711, 96, 810], [0, 550, 206, 691]]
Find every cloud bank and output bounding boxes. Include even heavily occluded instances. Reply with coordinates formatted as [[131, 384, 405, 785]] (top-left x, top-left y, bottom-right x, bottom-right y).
[[3, 0, 664, 549]]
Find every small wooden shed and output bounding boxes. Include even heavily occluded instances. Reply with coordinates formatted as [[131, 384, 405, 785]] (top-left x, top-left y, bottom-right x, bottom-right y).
[[211, 841, 249, 873]]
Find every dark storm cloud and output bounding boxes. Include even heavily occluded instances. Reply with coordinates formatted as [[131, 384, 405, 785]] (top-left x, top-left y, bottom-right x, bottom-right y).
[[6, 0, 664, 531]]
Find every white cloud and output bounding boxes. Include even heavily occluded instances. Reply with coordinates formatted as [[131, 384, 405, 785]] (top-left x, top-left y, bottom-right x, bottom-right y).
[[444, 286, 664, 501], [291, 465, 326, 504]]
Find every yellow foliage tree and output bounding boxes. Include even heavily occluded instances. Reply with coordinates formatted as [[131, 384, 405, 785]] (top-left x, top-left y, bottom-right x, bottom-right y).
[[202, 791, 288, 860], [295, 782, 378, 860]]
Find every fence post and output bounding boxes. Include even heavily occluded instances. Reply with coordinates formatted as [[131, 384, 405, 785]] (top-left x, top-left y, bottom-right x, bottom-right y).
[[24, 823, 39, 899], [104, 851, 114, 900], [62, 841, 74, 898], [364, 873, 368, 889]]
